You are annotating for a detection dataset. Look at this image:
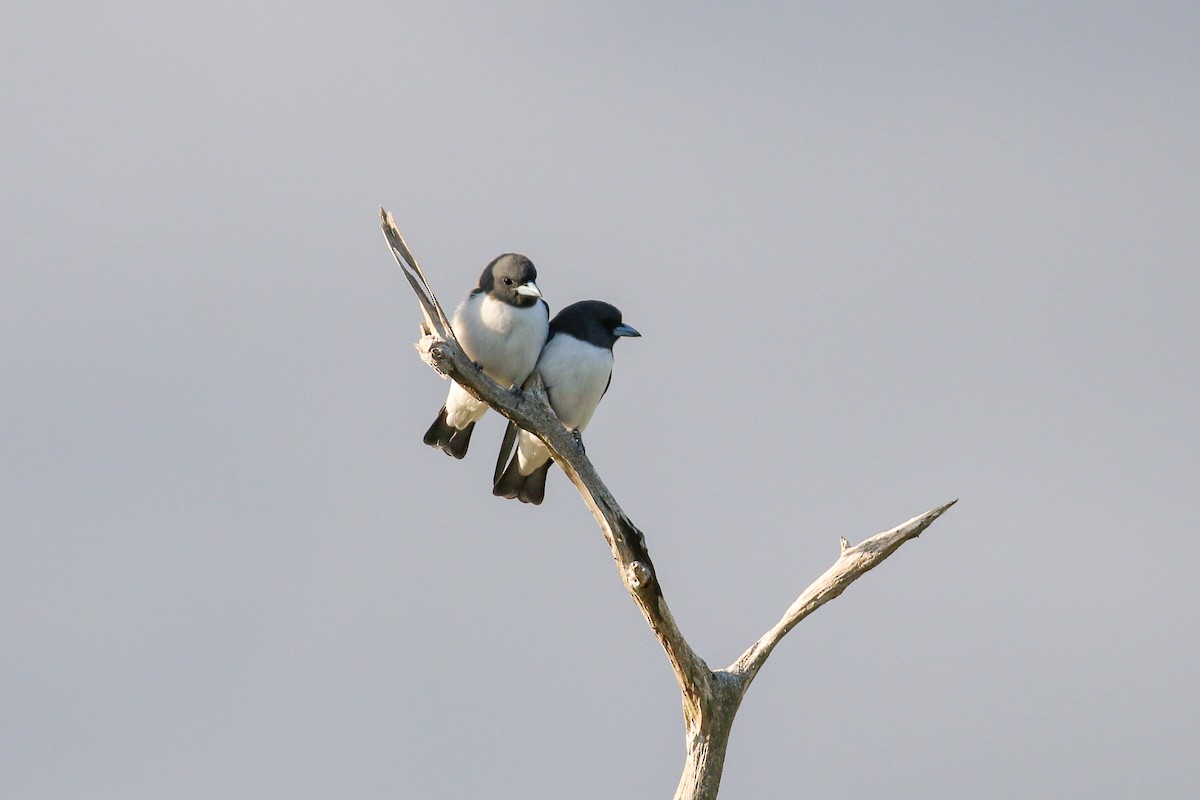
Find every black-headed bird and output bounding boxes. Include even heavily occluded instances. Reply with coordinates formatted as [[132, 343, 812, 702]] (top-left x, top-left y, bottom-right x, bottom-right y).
[[493, 300, 639, 504]]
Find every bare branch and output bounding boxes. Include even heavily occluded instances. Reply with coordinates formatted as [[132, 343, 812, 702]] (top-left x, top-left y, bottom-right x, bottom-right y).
[[379, 208, 454, 339], [382, 209, 956, 800], [414, 333, 712, 707], [727, 500, 958, 685]]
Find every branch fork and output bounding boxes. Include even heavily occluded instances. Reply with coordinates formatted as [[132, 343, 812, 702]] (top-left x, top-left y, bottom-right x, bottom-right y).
[[382, 208, 955, 800]]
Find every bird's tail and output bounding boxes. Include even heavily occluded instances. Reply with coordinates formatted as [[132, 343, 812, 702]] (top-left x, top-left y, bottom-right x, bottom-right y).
[[493, 452, 551, 505], [423, 407, 475, 459]]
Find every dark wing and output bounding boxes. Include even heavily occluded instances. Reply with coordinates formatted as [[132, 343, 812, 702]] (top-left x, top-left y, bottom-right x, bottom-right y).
[[493, 420, 520, 485]]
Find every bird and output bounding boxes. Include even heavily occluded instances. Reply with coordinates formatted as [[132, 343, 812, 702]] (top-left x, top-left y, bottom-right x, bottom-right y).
[[423, 253, 549, 459], [493, 300, 639, 504]]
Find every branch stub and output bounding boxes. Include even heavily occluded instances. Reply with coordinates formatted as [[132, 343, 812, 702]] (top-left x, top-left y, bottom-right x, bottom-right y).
[[626, 561, 652, 589]]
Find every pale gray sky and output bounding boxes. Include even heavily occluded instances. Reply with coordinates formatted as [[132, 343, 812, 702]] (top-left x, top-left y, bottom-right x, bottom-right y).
[[4, 2, 1198, 798]]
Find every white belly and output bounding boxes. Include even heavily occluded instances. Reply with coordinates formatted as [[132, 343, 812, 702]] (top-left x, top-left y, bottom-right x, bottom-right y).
[[515, 334, 614, 475], [452, 294, 549, 387], [538, 335, 613, 432]]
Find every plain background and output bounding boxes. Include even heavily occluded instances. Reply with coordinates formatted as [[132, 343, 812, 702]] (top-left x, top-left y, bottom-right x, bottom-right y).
[[4, 2, 1198, 797]]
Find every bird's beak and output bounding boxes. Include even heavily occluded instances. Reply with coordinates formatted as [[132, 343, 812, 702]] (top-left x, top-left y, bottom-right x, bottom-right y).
[[613, 323, 641, 338], [515, 281, 542, 298]]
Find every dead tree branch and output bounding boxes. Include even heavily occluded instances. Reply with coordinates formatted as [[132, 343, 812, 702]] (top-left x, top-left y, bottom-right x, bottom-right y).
[[380, 209, 956, 800]]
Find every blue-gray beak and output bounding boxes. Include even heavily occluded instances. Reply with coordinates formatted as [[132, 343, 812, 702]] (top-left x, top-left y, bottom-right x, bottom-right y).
[[614, 323, 640, 338]]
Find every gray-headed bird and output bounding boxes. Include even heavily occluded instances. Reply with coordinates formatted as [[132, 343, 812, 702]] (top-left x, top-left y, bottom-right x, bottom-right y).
[[424, 254, 549, 458]]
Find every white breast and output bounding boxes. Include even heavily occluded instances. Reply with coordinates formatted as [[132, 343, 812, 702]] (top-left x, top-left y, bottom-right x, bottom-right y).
[[514, 334, 614, 475], [452, 294, 549, 387], [536, 334, 614, 432]]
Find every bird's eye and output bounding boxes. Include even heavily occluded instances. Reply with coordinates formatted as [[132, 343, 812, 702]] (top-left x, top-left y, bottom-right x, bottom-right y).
[[503, 277, 514, 286]]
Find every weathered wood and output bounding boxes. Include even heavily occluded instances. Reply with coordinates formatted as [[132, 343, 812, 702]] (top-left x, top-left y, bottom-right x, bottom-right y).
[[383, 210, 956, 799], [414, 333, 711, 704], [728, 501, 958, 688]]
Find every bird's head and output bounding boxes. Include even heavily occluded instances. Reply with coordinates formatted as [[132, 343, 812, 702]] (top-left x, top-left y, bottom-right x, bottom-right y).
[[480, 253, 542, 308]]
